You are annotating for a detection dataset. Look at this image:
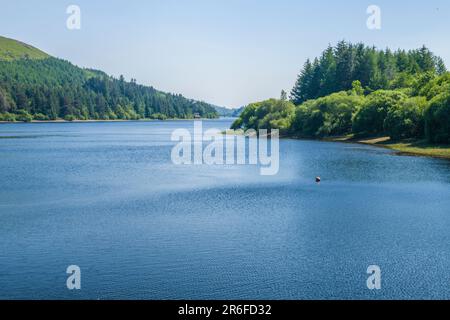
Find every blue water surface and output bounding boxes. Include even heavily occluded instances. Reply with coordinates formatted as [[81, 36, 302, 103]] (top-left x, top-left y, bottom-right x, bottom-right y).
[[1, 119, 450, 299]]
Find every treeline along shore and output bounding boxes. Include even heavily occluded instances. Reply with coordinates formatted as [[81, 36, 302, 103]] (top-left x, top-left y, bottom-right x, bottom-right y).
[[231, 41, 450, 159], [0, 36, 218, 122]]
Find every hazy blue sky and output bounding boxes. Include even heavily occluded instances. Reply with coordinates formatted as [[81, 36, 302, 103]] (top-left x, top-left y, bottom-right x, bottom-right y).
[[1, 0, 450, 108]]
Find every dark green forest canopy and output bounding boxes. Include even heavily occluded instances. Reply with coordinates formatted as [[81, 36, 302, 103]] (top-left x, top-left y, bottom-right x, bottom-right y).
[[0, 37, 218, 121], [290, 41, 447, 105], [233, 42, 450, 144]]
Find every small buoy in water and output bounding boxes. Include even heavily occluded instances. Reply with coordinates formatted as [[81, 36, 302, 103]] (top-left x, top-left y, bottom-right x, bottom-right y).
[[316, 177, 321, 183]]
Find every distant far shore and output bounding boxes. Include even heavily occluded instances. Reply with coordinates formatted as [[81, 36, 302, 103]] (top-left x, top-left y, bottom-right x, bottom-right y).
[[2, 119, 448, 161], [0, 118, 227, 124]]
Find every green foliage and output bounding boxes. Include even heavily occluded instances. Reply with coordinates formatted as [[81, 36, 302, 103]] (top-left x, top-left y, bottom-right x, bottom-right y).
[[14, 109, 33, 122], [384, 97, 427, 139], [290, 41, 445, 105], [292, 91, 364, 137], [0, 38, 218, 122], [33, 113, 49, 121], [352, 90, 408, 136], [64, 114, 77, 122], [0, 112, 16, 121], [0, 87, 14, 112], [390, 72, 416, 90], [237, 42, 449, 143], [231, 99, 295, 134], [150, 113, 168, 120], [235, 73, 450, 143], [351, 80, 364, 96], [425, 93, 450, 143], [419, 72, 450, 99]]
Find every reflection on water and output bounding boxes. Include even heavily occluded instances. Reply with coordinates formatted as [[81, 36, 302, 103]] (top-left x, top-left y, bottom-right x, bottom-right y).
[[0, 120, 450, 299]]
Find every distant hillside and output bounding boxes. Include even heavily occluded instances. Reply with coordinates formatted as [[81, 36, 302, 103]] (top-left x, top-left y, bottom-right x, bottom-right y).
[[214, 105, 245, 117], [214, 105, 233, 117], [0, 36, 218, 121], [231, 106, 244, 117], [0, 36, 49, 61]]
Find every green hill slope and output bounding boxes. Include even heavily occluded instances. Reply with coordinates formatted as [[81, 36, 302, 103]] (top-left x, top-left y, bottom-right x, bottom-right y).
[[0, 36, 49, 61], [0, 36, 217, 121]]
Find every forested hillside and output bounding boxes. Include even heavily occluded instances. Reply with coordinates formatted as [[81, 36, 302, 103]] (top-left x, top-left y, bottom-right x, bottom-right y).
[[214, 105, 244, 117], [232, 42, 450, 144], [0, 36, 218, 121]]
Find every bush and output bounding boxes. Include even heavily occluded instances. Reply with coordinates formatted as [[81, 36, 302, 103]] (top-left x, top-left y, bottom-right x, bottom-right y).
[[107, 111, 118, 120], [352, 90, 408, 136], [425, 93, 450, 143], [231, 103, 257, 130], [33, 113, 49, 121], [0, 112, 16, 121], [384, 97, 427, 139], [390, 72, 416, 90], [150, 113, 168, 120], [64, 114, 77, 121], [15, 110, 33, 122], [231, 99, 295, 134], [126, 108, 140, 120], [292, 104, 324, 137], [418, 72, 450, 99], [291, 91, 364, 137]]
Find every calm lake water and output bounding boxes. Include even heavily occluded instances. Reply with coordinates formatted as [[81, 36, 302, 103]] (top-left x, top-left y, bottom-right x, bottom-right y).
[[1, 119, 450, 300]]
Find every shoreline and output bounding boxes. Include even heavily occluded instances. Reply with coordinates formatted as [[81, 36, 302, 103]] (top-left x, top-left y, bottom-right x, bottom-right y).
[[222, 131, 450, 161], [2, 119, 449, 160], [0, 118, 222, 124], [321, 135, 450, 160]]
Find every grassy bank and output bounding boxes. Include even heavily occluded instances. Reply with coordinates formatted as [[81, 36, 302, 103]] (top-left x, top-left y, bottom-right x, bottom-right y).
[[326, 135, 450, 160]]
